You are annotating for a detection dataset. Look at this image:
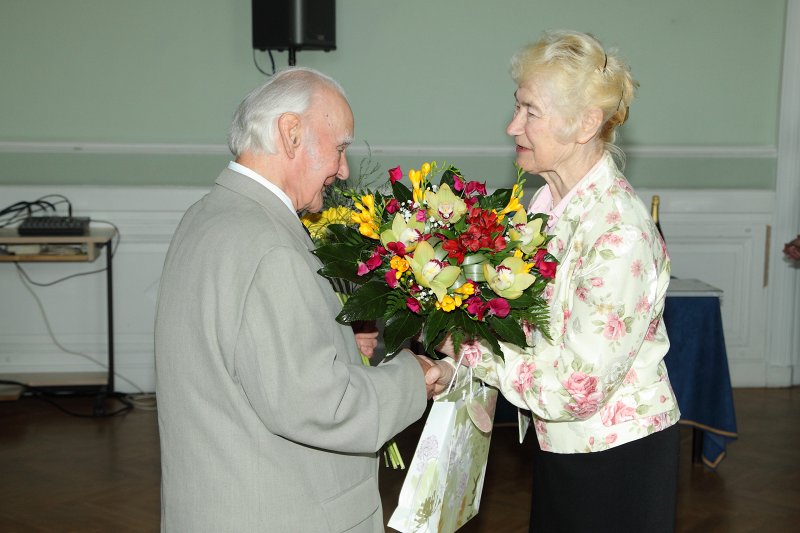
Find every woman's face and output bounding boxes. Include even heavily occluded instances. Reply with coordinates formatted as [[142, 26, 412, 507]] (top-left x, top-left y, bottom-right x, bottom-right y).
[[506, 79, 575, 176]]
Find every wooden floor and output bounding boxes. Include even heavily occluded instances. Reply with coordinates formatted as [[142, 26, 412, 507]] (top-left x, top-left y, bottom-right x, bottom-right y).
[[0, 387, 798, 532]]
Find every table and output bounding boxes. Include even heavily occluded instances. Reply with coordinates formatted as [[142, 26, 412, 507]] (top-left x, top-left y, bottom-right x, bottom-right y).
[[663, 278, 738, 469], [493, 278, 738, 470], [0, 227, 116, 412]]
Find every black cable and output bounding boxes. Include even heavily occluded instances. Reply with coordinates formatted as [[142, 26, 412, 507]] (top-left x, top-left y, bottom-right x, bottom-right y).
[[0, 197, 72, 228], [253, 48, 273, 76], [36, 194, 73, 217], [0, 380, 133, 418]]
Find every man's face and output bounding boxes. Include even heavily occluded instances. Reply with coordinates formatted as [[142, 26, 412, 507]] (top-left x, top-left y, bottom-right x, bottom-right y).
[[294, 88, 353, 213]]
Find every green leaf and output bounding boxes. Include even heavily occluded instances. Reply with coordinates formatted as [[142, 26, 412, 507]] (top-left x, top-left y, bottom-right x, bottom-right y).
[[421, 309, 454, 355], [313, 242, 364, 265], [488, 316, 527, 348], [384, 311, 424, 354], [325, 223, 364, 245], [478, 187, 513, 211], [391, 180, 413, 205], [336, 280, 391, 323], [439, 166, 461, 189]]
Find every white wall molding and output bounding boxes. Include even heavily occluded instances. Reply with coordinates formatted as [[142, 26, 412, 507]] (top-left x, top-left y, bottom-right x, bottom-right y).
[[0, 140, 778, 159], [767, 0, 800, 386]]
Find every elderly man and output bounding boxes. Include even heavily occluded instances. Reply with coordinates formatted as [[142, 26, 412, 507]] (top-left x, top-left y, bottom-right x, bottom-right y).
[[155, 67, 444, 532]]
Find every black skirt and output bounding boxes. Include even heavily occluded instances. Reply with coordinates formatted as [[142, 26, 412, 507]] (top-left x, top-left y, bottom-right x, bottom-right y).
[[529, 424, 680, 533]]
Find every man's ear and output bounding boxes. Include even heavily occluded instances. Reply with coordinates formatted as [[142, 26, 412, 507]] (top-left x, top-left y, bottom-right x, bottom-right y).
[[277, 113, 302, 158], [577, 107, 604, 144]]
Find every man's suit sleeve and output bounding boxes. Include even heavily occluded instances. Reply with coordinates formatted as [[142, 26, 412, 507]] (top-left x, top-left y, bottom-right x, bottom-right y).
[[234, 245, 427, 453]]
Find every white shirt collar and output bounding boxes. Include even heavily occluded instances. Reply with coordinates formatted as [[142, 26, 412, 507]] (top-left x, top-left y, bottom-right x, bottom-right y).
[[227, 161, 296, 215]]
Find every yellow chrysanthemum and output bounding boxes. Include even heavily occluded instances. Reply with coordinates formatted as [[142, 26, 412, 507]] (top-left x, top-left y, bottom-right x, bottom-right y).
[[390, 255, 410, 273], [435, 294, 462, 312], [453, 282, 475, 296], [301, 206, 354, 240]]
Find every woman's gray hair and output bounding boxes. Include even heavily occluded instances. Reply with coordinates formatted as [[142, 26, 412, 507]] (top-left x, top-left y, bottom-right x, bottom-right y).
[[227, 67, 347, 156]]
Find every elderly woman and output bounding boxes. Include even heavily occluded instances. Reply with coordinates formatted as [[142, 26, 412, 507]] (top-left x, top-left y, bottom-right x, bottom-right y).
[[433, 30, 681, 532]]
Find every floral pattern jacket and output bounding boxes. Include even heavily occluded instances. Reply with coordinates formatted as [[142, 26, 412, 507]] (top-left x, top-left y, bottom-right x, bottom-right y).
[[472, 153, 680, 453]]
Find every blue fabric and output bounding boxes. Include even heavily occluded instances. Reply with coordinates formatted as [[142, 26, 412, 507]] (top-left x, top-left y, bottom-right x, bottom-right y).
[[663, 295, 738, 469]]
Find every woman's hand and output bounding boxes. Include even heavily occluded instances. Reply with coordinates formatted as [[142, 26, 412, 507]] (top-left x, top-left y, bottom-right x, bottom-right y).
[[354, 331, 379, 359], [434, 334, 457, 359]]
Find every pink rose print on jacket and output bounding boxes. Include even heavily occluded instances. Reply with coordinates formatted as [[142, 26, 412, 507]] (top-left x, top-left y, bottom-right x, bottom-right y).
[[603, 312, 627, 341], [513, 361, 536, 394], [600, 400, 636, 426], [644, 317, 660, 341], [564, 372, 603, 418], [635, 295, 651, 313], [630, 260, 643, 278], [623, 368, 638, 385]]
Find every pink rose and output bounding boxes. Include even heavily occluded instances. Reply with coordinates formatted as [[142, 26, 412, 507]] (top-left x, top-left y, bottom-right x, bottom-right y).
[[575, 287, 589, 301], [385, 198, 399, 214], [603, 313, 627, 341], [600, 400, 636, 426], [459, 341, 481, 368], [630, 260, 643, 277], [650, 415, 663, 431], [356, 262, 369, 276], [388, 166, 403, 184], [415, 210, 427, 222], [564, 372, 603, 418], [623, 368, 638, 384], [385, 270, 398, 288], [513, 361, 536, 393], [543, 284, 554, 302], [644, 318, 659, 341], [406, 297, 421, 313]]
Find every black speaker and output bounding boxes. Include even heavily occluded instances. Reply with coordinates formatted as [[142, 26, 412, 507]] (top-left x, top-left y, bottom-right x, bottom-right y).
[[252, 0, 336, 52]]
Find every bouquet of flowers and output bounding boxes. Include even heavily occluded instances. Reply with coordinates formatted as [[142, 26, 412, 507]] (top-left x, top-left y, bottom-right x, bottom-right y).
[[308, 161, 558, 359]]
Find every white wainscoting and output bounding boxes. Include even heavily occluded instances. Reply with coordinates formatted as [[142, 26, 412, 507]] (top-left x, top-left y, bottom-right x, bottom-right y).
[[0, 185, 794, 392]]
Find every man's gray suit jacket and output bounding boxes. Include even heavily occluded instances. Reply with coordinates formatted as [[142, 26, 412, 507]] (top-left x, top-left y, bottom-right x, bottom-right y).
[[155, 168, 427, 532]]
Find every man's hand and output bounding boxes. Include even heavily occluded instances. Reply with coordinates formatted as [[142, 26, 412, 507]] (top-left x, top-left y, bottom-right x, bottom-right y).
[[414, 355, 455, 398]]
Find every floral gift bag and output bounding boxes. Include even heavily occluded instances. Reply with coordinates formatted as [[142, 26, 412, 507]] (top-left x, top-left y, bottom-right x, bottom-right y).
[[388, 380, 498, 533]]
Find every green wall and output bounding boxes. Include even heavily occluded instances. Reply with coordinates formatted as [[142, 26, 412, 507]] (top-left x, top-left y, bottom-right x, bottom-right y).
[[0, 0, 786, 189]]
